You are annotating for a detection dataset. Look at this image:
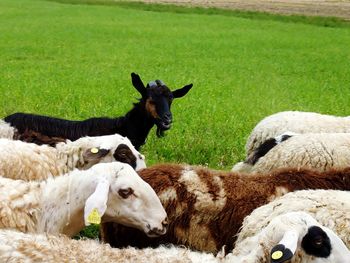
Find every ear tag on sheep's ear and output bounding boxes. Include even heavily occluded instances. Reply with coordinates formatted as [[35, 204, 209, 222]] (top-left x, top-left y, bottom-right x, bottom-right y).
[[87, 208, 101, 225], [270, 244, 293, 263], [271, 251, 283, 260], [90, 148, 99, 154]]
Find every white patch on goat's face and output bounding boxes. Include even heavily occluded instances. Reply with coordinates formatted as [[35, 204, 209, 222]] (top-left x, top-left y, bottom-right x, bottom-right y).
[[179, 169, 226, 212], [104, 163, 167, 237]]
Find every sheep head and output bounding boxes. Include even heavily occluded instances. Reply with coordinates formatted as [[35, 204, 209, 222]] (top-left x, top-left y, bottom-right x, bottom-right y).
[[78, 134, 146, 171], [85, 162, 168, 237], [268, 212, 349, 263]]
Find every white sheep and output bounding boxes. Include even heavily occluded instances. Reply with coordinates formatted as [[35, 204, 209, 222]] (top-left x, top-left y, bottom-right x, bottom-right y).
[[246, 111, 350, 157], [0, 133, 146, 181], [234, 132, 350, 173], [0, 212, 348, 263], [0, 119, 17, 139], [228, 211, 350, 263], [0, 162, 167, 237], [0, 230, 216, 263], [235, 189, 350, 259]]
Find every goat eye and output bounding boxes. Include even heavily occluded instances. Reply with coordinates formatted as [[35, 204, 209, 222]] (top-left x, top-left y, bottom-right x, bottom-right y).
[[118, 188, 134, 199]]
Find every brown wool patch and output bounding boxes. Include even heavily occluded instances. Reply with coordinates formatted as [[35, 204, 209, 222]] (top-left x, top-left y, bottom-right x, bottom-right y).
[[19, 129, 66, 146]]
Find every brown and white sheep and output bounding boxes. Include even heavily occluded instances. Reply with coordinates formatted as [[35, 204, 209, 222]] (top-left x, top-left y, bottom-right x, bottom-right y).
[[100, 164, 350, 253]]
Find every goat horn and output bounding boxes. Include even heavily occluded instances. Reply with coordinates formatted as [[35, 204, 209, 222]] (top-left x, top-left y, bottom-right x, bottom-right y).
[[148, 81, 157, 88]]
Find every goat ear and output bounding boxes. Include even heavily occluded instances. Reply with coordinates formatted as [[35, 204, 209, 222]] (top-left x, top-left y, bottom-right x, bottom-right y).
[[131, 72, 147, 98], [83, 148, 110, 162], [172, 84, 193, 98], [270, 230, 298, 263], [84, 178, 110, 226]]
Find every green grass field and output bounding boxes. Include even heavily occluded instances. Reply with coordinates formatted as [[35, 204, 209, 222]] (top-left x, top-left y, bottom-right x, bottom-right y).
[[1, 0, 350, 170]]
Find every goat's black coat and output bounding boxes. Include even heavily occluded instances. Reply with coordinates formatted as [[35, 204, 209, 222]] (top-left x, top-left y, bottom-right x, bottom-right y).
[[5, 73, 193, 150]]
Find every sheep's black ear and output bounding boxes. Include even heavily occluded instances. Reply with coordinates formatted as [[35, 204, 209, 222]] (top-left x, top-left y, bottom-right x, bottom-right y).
[[131, 72, 147, 98], [172, 84, 193, 98], [84, 148, 110, 162]]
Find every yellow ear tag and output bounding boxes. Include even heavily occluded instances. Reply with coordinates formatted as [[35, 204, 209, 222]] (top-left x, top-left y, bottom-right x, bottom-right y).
[[90, 148, 99, 154], [87, 208, 101, 225], [271, 251, 283, 260]]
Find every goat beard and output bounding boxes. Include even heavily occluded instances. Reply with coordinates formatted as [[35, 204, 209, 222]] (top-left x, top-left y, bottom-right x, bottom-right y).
[[156, 126, 165, 138]]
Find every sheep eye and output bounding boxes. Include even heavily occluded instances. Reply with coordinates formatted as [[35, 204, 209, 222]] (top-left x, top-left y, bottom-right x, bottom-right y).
[[118, 188, 134, 199], [313, 236, 323, 247]]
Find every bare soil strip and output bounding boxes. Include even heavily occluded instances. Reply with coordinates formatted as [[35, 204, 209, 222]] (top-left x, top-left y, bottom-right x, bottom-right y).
[[125, 0, 350, 20]]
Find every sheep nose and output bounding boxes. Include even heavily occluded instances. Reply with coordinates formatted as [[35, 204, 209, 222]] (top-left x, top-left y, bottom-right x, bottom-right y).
[[162, 217, 168, 228], [150, 218, 168, 236], [150, 226, 167, 236]]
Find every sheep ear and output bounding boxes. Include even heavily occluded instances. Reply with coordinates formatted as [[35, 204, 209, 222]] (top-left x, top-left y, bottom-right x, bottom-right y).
[[84, 178, 110, 226], [131, 72, 147, 98], [83, 148, 110, 162], [172, 84, 193, 98], [270, 230, 298, 263]]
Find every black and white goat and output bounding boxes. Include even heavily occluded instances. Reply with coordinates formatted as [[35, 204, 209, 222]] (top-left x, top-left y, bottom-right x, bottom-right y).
[[4, 73, 193, 150]]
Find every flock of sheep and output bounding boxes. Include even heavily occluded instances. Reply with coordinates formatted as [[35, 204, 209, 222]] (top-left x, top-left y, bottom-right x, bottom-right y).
[[0, 73, 349, 263]]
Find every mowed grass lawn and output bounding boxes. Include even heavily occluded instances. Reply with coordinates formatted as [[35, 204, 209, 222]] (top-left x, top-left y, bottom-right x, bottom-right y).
[[1, 0, 350, 170]]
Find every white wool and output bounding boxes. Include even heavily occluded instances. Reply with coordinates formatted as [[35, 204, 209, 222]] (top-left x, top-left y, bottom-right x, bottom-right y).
[[0, 229, 216, 263], [231, 161, 253, 173], [237, 133, 350, 173], [0, 212, 347, 263], [0, 162, 166, 237], [0, 134, 145, 181], [0, 120, 16, 139], [246, 111, 350, 156]]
